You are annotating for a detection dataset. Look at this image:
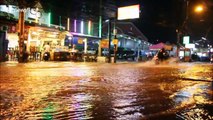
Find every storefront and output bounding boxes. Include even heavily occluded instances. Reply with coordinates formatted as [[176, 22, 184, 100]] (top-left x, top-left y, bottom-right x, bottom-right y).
[[2, 24, 18, 49], [27, 27, 71, 61], [1, 24, 19, 61]]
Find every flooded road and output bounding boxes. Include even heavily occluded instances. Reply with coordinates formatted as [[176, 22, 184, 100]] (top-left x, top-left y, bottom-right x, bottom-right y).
[[0, 62, 213, 120]]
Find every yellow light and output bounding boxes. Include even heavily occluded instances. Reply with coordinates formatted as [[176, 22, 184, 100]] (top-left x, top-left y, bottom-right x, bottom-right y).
[[67, 18, 70, 31], [194, 5, 204, 13], [35, 8, 39, 23]]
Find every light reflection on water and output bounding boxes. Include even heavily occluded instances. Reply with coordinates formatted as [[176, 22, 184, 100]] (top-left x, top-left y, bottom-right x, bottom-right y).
[[0, 62, 212, 119], [180, 64, 213, 81]]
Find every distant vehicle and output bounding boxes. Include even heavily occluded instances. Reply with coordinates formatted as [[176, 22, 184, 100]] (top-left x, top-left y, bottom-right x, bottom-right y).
[[191, 54, 200, 61], [153, 48, 170, 65], [87, 48, 97, 54], [117, 47, 135, 60], [210, 55, 213, 63]]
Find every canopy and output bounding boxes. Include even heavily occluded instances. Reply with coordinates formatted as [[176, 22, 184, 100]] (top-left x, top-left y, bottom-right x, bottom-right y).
[[149, 42, 172, 50]]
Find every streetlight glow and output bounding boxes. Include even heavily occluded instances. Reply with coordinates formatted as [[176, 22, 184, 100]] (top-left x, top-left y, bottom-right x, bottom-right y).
[[194, 5, 204, 13]]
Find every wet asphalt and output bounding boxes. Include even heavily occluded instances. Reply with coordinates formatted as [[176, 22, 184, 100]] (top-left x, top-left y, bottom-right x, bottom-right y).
[[0, 61, 212, 120]]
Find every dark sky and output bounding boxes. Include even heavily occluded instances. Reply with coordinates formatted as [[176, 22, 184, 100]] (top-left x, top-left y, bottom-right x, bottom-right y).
[[115, 0, 213, 44], [41, 0, 213, 45], [122, 0, 181, 44]]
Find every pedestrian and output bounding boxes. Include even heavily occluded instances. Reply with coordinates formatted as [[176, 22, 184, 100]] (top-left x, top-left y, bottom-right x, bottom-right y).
[[44, 43, 50, 52]]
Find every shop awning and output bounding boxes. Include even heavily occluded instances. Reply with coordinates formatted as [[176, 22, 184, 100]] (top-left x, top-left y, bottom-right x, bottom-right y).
[[149, 42, 164, 50], [149, 42, 172, 50]]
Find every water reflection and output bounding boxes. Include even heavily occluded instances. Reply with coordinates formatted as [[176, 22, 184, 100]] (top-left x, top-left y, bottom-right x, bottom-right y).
[[169, 81, 213, 119], [23, 81, 95, 119], [180, 64, 213, 81], [0, 62, 212, 119]]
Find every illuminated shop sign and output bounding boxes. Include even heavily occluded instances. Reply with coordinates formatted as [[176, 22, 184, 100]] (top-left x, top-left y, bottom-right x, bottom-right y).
[[117, 4, 140, 20], [28, 8, 41, 19], [185, 44, 195, 49], [183, 36, 190, 44]]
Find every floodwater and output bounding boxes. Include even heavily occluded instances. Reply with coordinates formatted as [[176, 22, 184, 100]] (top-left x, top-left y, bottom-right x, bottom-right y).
[[0, 61, 213, 120]]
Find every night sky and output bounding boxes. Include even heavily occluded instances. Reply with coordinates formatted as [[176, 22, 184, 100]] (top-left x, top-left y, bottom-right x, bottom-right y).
[[41, 0, 213, 45], [115, 0, 213, 44]]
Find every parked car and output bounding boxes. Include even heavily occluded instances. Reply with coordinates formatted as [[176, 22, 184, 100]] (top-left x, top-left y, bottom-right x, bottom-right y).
[[200, 56, 210, 62], [117, 47, 136, 60]]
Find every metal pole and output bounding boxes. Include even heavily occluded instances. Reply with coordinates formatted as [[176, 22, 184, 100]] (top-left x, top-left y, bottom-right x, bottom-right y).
[[177, 0, 189, 59], [113, 42, 116, 63], [108, 19, 112, 63], [137, 44, 140, 61], [98, 0, 102, 56], [176, 29, 180, 57], [113, 21, 117, 63]]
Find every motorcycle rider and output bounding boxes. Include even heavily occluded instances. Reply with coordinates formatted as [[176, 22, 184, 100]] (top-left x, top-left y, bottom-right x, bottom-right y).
[[157, 48, 165, 62]]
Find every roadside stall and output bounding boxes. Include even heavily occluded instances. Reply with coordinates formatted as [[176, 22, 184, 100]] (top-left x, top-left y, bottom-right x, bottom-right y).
[[27, 27, 70, 61]]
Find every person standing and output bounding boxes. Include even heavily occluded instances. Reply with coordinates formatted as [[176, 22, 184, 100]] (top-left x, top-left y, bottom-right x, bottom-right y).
[[44, 43, 50, 52]]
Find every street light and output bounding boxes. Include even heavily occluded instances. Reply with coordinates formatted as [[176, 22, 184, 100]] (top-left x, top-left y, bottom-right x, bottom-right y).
[[194, 5, 204, 13], [176, 1, 206, 58], [176, 0, 189, 57]]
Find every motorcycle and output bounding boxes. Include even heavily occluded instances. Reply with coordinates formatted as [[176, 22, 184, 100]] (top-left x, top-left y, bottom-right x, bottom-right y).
[[43, 52, 50, 61], [153, 52, 169, 65]]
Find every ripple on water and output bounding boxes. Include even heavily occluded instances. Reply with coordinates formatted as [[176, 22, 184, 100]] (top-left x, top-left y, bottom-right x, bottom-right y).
[[176, 104, 213, 120]]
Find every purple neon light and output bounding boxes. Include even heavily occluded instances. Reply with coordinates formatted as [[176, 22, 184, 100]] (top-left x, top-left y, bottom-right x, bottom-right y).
[[74, 20, 77, 32]]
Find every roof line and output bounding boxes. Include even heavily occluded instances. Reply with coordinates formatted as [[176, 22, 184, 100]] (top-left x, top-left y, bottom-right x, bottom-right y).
[[116, 21, 148, 41]]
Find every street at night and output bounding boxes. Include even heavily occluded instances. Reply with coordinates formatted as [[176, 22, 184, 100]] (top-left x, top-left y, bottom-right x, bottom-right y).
[[0, 0, 213, 119], [0, 62, 212, 120]]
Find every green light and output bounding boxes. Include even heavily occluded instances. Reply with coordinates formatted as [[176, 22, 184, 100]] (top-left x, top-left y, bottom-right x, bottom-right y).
[[99, 16, 102, 38], [42, 103, 55, 120], [48, 12, 51, 27], [183, 36, 190, 44]]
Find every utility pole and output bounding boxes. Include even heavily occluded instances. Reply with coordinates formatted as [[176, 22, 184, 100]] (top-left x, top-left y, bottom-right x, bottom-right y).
[[17, 0, 39, 62], [98, 0, 103, 57], [176, 0, 189, 58], [17, 2, 26, 63], [108, 19, 112, 63]]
